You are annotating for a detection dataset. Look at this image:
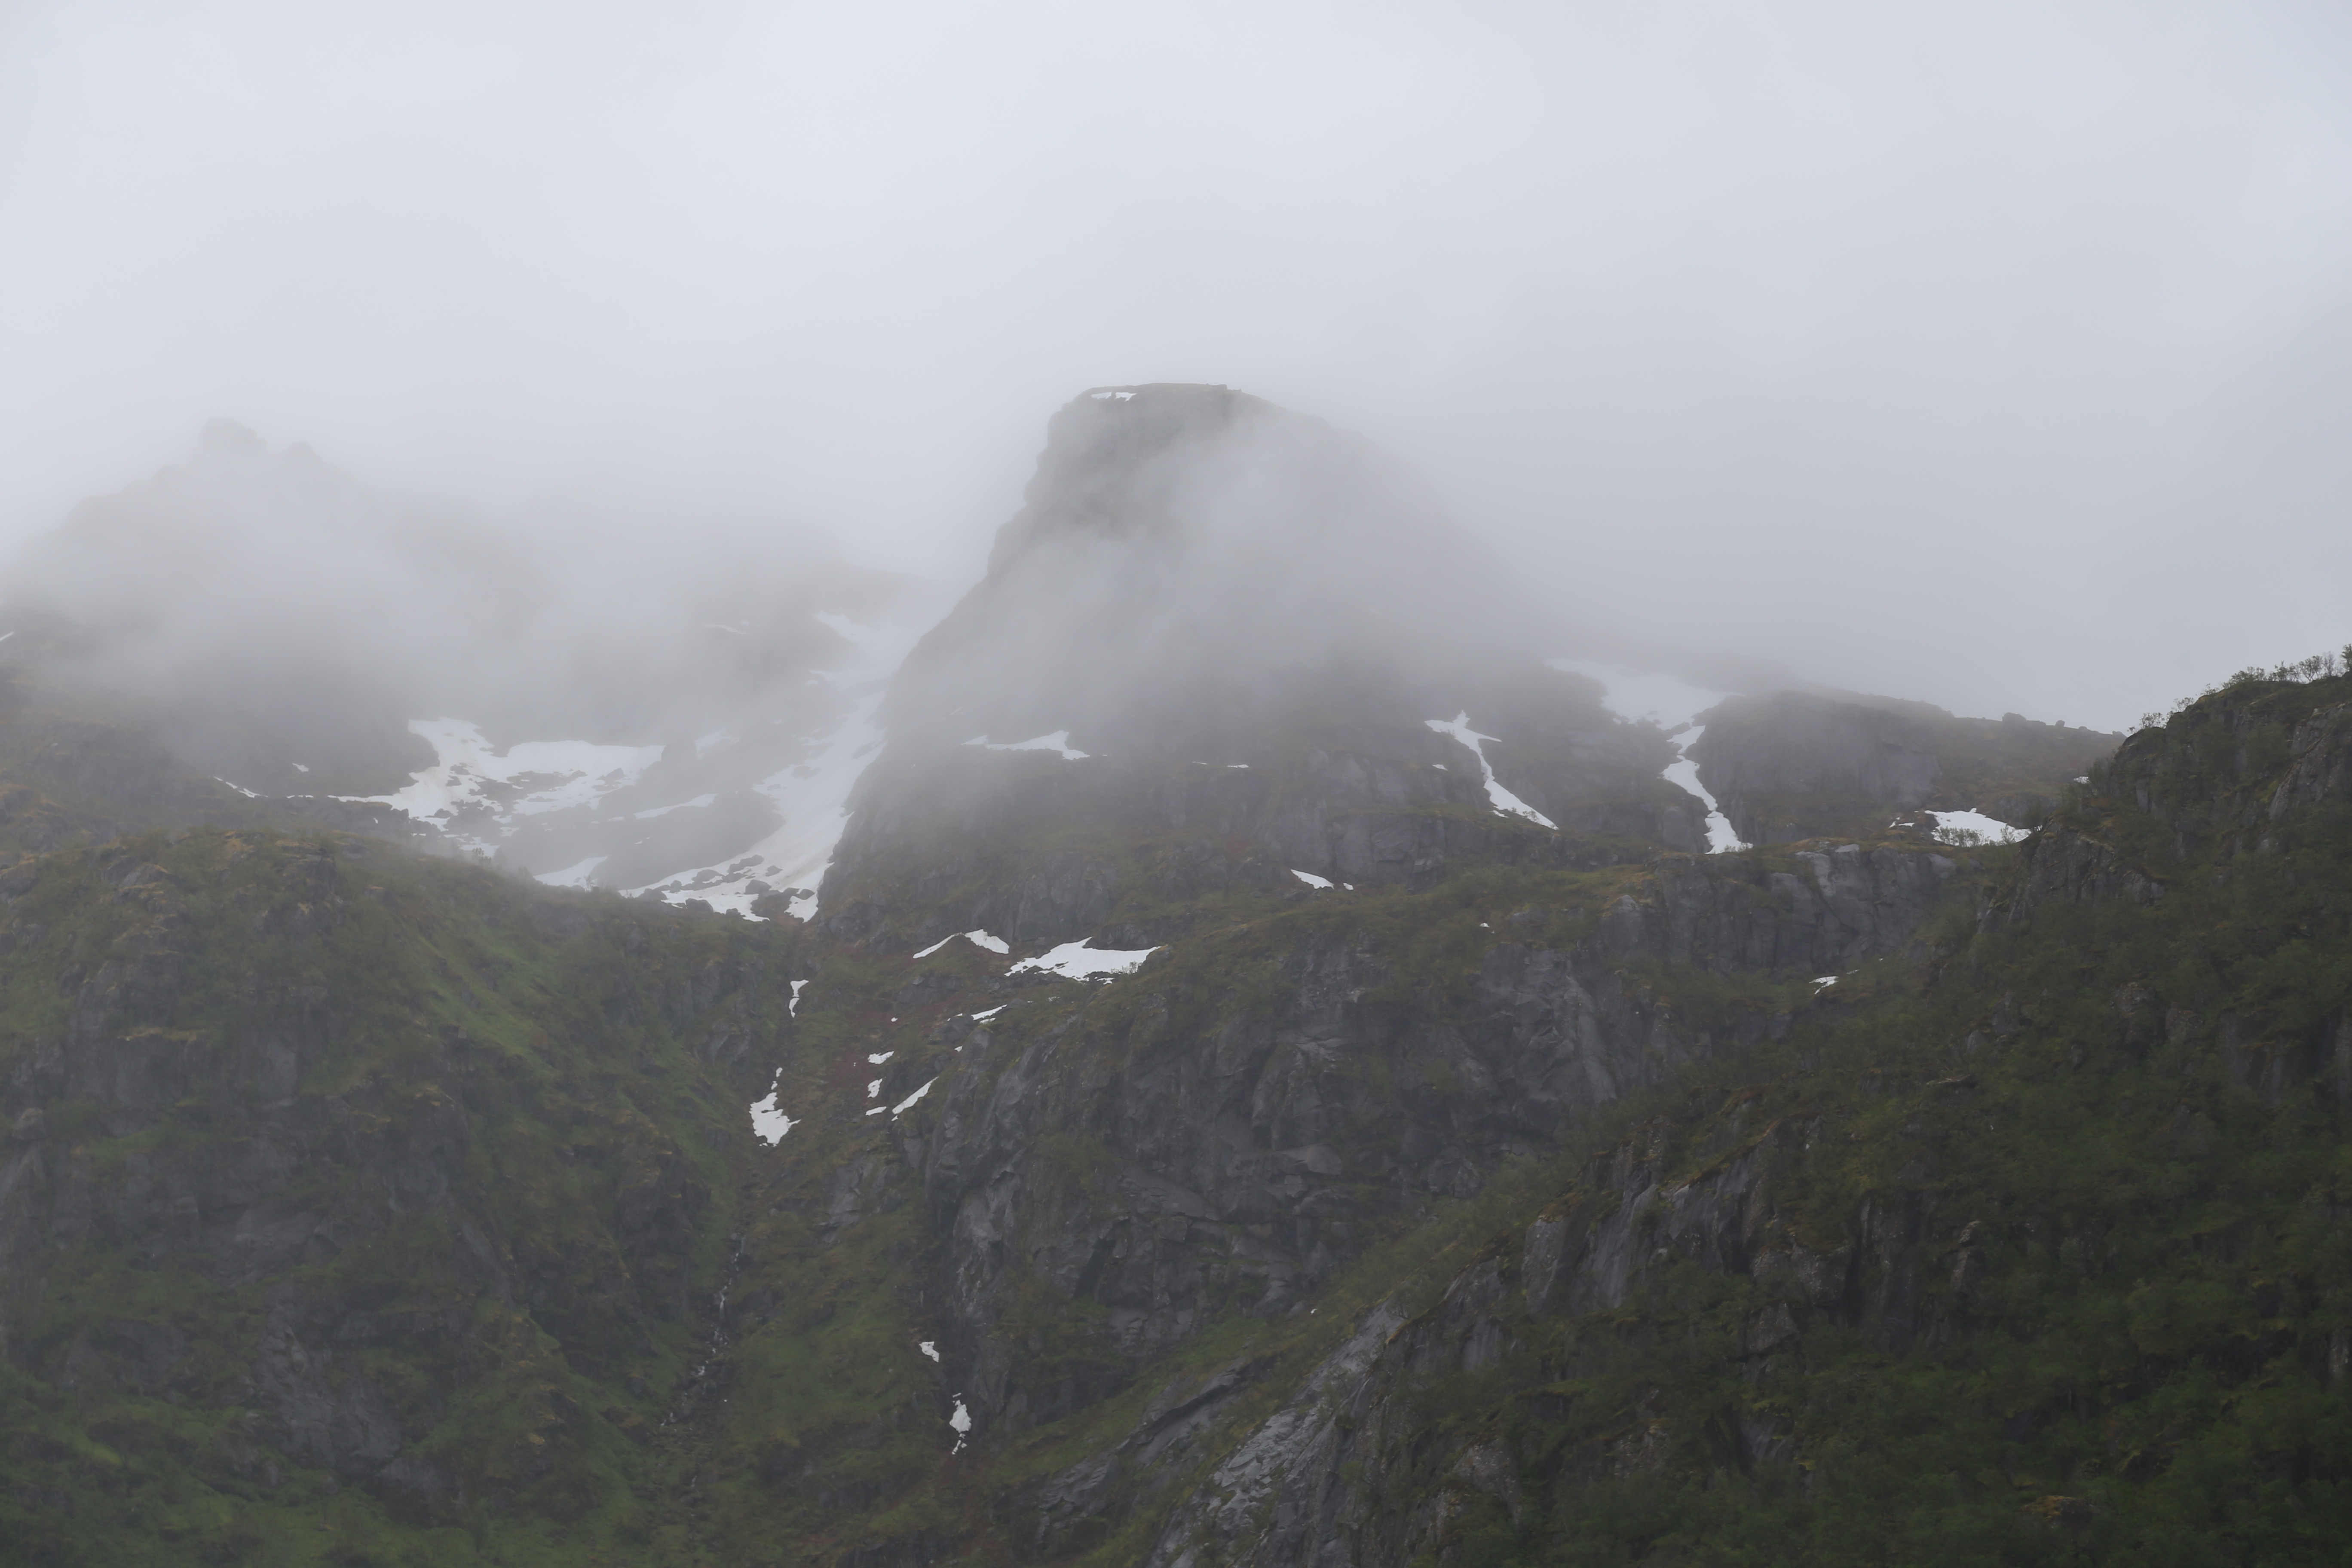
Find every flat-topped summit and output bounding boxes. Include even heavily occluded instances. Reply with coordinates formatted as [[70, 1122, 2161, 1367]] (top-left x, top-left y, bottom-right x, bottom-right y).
[[986, 383, 1274, 569]]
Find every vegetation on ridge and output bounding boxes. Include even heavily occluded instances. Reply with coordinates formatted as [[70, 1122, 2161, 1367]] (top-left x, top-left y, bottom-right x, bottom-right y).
[[1243, 668, 2352, 1566]]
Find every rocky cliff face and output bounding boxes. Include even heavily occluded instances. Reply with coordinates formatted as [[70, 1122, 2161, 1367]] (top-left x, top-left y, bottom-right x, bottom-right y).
[[1123, 1097, 1926, 1568], [686, 811, 1976, 1565], [1101, 668, 2352, 1568], [818, 720, 1709, 955], [908, 837, 1957, 1433], [1995, 680, 2352, 925]]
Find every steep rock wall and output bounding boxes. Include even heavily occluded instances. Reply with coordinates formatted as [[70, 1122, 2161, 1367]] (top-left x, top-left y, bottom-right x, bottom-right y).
[[854, 840, 1960, 1446]]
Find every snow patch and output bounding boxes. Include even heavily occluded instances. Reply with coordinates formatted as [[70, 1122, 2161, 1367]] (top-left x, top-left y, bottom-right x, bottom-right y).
[[867, 1051, 894, 1066], [536, 855, 608, 888], [788, 979, 807, 1016], [919, 1341, 940, 1362], [1422, 714, 1557, 829], [622, 608, 935, 922], [633, 793, 717, 820], [969, 1005, 1006, 1022], [964, 730, 1090, 761], [949, 1395, 973, 1452], [1928, 809, 2032, 846], [1289, 869, 1333, 889], [913, 929, 1012, 959], [890, 1077, 937, 1118], [748, 1073, 795, 1145], [1662, 731, 1747, 854], [1009, 940, 1162, 980]]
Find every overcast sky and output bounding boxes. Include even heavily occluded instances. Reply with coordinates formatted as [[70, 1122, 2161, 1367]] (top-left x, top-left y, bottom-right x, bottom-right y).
[[4, 0, 2348, 730]]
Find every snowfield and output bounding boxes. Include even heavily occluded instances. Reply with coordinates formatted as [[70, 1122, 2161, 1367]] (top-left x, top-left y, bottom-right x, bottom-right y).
[[345, 720, 664, 854], [336, 605, 934, 923], [1928, 808, 2033, 845]]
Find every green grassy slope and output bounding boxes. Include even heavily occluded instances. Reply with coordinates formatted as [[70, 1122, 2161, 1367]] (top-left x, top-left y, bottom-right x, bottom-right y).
[[0, 828, 805, 1568]]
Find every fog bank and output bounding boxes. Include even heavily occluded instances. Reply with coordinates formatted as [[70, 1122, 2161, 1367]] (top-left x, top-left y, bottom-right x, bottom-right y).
[[5, 0, 2348, 729]]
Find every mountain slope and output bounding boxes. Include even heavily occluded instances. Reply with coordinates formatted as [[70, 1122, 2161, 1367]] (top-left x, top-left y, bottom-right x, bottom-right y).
[[623, 386, 2128, 1564], [822, 384, 1718, 955], [0, 828, 806, 1566], [1102, 664, 2352, 1568], [0, 420, 927, 913], [0, 386, 2227, 1568]]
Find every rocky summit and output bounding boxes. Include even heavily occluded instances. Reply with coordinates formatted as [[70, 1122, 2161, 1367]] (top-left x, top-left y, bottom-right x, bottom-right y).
[[2, 386, 2345, 1568]]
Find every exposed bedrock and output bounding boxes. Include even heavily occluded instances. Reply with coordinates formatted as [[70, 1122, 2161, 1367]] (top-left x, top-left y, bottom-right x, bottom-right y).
[[1128, 1102, 1923, 1568], [818, 731, 1711, 951], [850, 841, 1958, 1441]]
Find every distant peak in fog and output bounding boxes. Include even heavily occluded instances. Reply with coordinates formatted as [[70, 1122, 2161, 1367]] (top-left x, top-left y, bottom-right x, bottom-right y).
[[883, 381, 1534, 753], [196, 417, 267, 458], [990, 383, 1277, 570]]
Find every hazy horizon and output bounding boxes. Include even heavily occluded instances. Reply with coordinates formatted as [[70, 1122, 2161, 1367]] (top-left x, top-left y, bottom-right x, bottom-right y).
[[6, 0, 2348, 732]]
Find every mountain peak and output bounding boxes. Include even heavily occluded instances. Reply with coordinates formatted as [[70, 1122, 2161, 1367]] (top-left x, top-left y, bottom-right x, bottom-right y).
[[990, 381, 1281, 571], [194, 416, 267, 458]]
